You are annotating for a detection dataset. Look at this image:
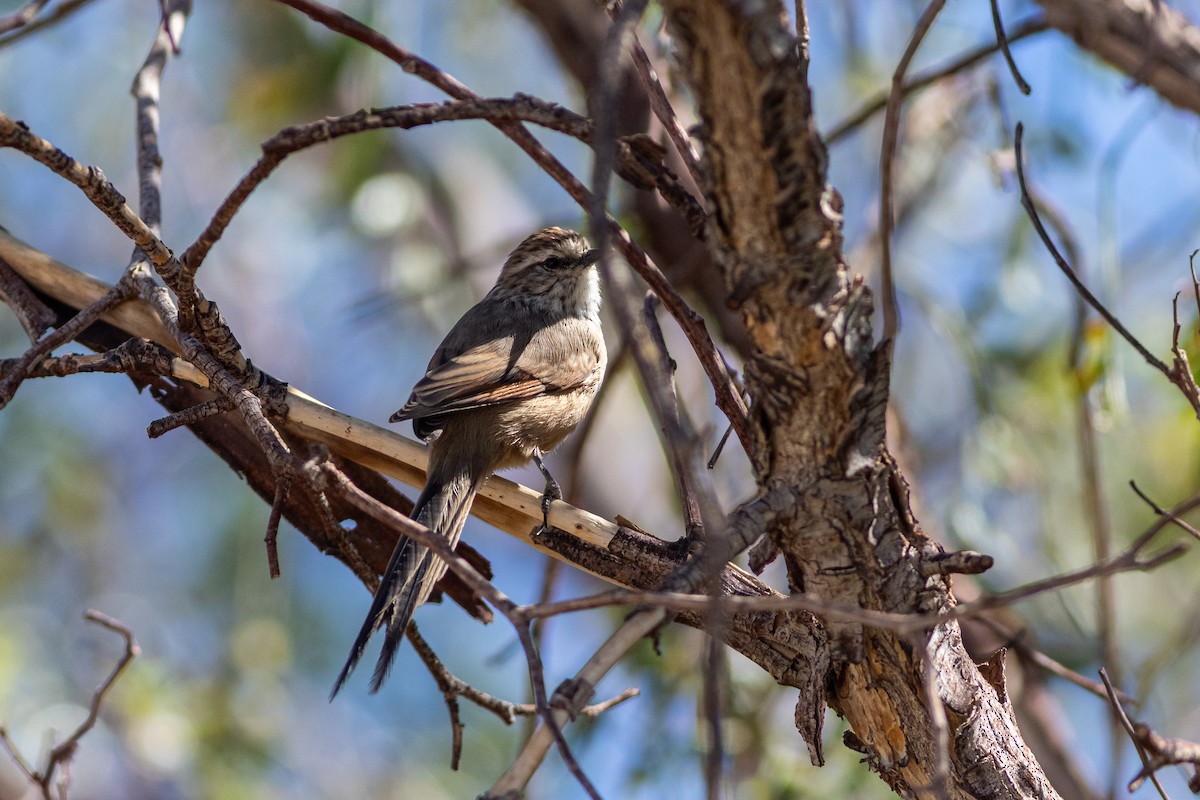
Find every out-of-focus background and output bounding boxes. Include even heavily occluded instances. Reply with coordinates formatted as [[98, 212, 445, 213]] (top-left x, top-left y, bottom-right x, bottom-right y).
[[2, 1, 1200, 797]]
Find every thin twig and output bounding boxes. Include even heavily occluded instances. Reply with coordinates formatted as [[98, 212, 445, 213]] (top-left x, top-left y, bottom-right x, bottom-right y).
[[311, 459, 596, 799], [146, 395, 236, 438], [612, 5, 703, 189], [409, 622, 515, 768], [989, 0, 1031, 94], [0, 113, 179, 277], [975, 615, 1136, 703], [31, 611, 140, 798], [922, 631, 952, 800], [1060, 203, 1122, 795], [265, 471, 291, 579], [1130, 481, 1200, 541], [879, 0, 947, 345], [642, 294, 704, 537], [1014, 122, 1172, 377], [1129, 724, 1200, 794], [0, 257, 56, 339], [826, 17, 1048, 144], [0, 338, 176, 383], [489, 607, 669, 799], [0, 279, 134, 407], [642, 293, 727, 796], [523, 556, 563, 743], [703, 631, 725, 800], [0, 0, 98, 44], [1169, 285, 1200, 418], [516, 621, 601, 800], [0, 113, 296, 474], [130, 0, 188, 238], [0, 0, 52, 34], [1099, 668, 1171, 800]]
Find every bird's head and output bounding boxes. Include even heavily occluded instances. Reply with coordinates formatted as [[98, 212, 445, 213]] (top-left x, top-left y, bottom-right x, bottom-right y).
[[492, 227, 601, 317]]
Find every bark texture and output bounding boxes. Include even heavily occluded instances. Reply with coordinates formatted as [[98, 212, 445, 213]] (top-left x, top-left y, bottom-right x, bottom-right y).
[[659, 1, 1059, 796], [1037, 0, 1200, 116]]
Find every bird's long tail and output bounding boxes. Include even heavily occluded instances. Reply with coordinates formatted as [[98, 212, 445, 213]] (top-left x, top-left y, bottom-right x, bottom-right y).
[[330, 462, 484, 697]]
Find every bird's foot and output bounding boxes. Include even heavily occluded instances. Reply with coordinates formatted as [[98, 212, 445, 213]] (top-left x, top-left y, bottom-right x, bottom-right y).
[[532, 454, 562, 536]]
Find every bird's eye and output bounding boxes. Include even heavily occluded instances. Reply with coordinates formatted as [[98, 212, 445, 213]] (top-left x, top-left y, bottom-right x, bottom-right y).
[[541, 256, 564, 270]]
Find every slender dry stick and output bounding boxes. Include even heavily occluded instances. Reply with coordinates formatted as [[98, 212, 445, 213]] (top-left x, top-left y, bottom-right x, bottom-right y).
[[1131, 481, 1200, 541], [1014, 123, 1172, 377], [146, 395, 236, 438], [975, 615, 1136, 703], [631, 33, 702, 190], [588, 0, 730, 542], [406, 620, 637, 771], [0, 0, 98, 44], [988, 0, 1032, 94], [921, 631, 952, 800], [1168, 291, 1200, 418], [514, 620, 602, 800], [0, 113, 179, 276], [0, 339, 178, 383], [408, 622, 503, 770], [1037, 181, 1125, 796], [0, 114, 295, 470], [641, 296, 704, 535], [642, 294, 727, 798], [313, 459, 595, 798], [0, 0, 51, 34], [607, 0, 702, 189], [11, 611, 142, 799], [588, 27, 741, 783], [0, 280, 134, 406], [0, 257, 56, 339], [1190, 250, 1200, 324], [1099, 668, 1171, 800], [265, 472, 290, 579], [521, 556, 563, 744], [826, 16, 1048, 143], [489, 607, 670, 799], [130, 0, 188, 239], [703, 630, 725, 800], [1127, 725, 1200, 795], [568, 687, 639, 718], [879, 0, 946, 345]]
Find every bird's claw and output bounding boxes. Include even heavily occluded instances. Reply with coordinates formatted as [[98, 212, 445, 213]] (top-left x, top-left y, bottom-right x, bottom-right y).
[[532, 454, 561, 536]]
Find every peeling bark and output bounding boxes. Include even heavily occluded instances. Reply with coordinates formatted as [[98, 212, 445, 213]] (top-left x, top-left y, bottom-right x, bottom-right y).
[[660, 1, 1059, 796]]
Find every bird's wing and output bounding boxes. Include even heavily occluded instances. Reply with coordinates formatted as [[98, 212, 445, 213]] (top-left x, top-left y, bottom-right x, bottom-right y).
[[392, 318, 602, 422]]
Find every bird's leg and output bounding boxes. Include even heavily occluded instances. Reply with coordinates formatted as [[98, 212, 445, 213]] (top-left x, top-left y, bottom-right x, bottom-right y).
[[532, 453, 561, 534]]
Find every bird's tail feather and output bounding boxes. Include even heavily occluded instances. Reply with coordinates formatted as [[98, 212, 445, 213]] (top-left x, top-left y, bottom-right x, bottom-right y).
[[330, 465, 481, 698]]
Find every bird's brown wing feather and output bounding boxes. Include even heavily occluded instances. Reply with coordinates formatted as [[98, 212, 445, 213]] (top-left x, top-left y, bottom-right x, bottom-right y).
[[392, 319, 601, 422]]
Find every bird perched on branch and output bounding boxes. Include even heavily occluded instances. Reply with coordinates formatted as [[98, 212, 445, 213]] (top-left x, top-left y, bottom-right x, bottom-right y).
[[332, 226, 607, 696]]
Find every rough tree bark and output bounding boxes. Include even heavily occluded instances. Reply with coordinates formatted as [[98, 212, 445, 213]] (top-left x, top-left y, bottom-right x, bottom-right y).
[[657, 2, 1057, 797]]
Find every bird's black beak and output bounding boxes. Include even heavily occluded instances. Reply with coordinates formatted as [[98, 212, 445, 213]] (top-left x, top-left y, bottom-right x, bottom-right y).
[[579, 248, 600, 267]]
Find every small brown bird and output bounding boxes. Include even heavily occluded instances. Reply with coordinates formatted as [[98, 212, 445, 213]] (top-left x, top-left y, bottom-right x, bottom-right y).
[[332, 227, 607, 696]]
